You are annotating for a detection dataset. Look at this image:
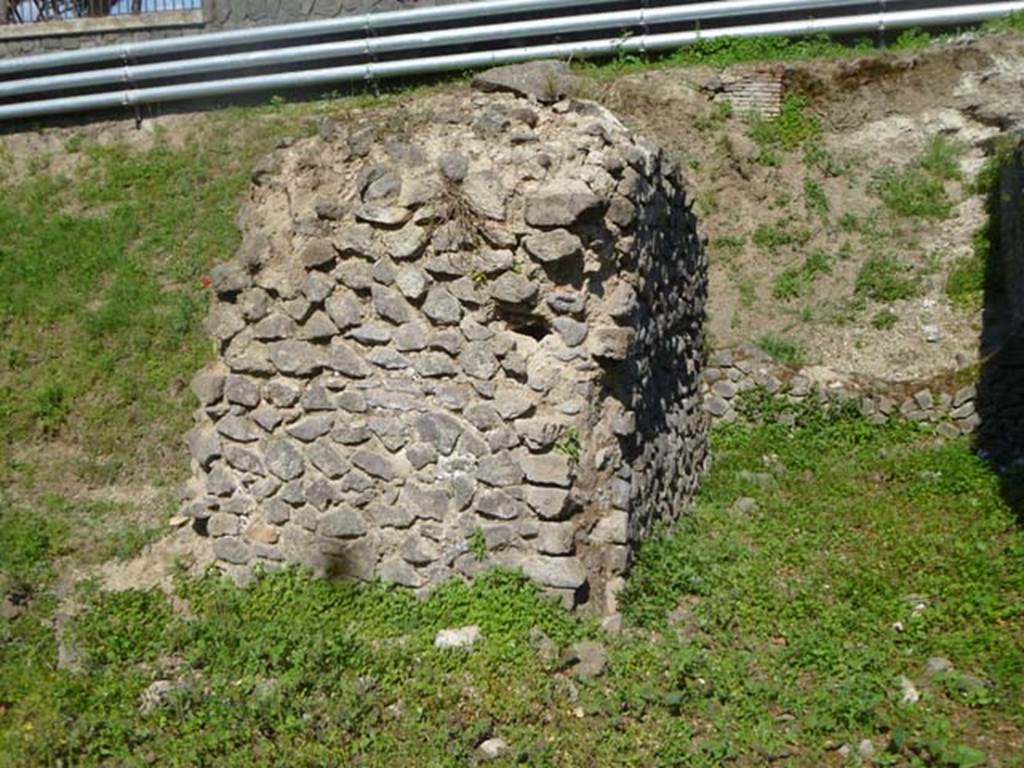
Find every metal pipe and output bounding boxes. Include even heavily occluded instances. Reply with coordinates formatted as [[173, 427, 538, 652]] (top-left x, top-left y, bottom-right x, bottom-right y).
[[0, 0, 877, 100], [0, 0, 630, 78], [2, 2, 1021, 121]]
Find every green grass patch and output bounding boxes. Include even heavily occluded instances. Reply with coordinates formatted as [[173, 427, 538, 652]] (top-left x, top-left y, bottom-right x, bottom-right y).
[[749, 95, 822, 163], [918, 135, 965, 182], [946, 254, 988, 311], [947, 146, 1013, 311], [871, 308, 899, 330], [875, 166, 953, 219], [621, 410, 1023, 765], [803, 177, 829, 219], [755, 334, 806, 367], [2, 411, 1023, 765], [856, 254, 921, 302], [0, 110, 332, 486], [0, 500, 67, 588], [772, 250, 831, 301], [871, 135, 964, 221], [752, 217, 812, 253]]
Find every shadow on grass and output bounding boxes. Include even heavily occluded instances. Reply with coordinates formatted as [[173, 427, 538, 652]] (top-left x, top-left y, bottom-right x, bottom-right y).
[[975, 144, 1024, 525]]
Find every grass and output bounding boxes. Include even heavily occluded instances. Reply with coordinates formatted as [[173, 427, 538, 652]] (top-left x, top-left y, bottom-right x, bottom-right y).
[[804, 177, 830, 219], [856, 254, 922, 303], [755, 334, 806, 367], [2, 406, 1022, 766], [772, 250, 832, 301], [0, 92, 426, 495], [872, 308, 899, 330], [0, 143, 234, 484], [873, 136, 965, 221], [752, 217, 812, 254], [4, 23, 1024, 765], [574, 33, 877, 79], [749, 95, 822, 165]]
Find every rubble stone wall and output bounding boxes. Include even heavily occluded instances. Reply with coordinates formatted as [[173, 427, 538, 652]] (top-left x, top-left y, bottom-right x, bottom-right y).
[[703, 346, 983, 439], [182, 91, 708, 613]]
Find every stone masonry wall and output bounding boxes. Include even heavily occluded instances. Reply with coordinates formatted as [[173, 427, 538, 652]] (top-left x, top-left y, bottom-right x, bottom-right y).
[[181, 90, 708, 614], [703, 345, 983, 439]]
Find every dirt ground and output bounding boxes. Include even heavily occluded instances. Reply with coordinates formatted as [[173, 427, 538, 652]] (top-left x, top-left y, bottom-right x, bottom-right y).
[[596, 33, 1024, 381]]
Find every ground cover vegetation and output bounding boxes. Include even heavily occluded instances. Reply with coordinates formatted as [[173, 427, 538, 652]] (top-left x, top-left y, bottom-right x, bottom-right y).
[[2, 400, 1022, 766], [2, 17, 1024, 767]]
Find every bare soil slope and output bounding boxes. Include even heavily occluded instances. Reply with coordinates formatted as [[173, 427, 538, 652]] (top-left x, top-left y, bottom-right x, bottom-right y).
[[595, 33, 1024, 381]]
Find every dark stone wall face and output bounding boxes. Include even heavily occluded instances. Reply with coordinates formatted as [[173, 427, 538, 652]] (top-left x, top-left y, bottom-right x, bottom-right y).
[[977, 159, 1024, 463], [180, 91, 709, 616]]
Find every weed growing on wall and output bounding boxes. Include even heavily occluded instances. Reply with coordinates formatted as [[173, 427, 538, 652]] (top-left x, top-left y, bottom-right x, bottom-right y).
[[946, 145, 1012, 311], [749, 95, 822, 165]]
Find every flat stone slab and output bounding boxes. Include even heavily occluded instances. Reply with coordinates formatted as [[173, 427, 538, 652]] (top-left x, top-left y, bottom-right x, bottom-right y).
[[471, 60, 580, 103]]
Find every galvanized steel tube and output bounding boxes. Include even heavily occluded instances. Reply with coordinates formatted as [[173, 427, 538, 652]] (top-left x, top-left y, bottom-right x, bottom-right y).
[[0, 0, 629, 77], [0, 0, 877, 99], [1, 2, 1021, 121]]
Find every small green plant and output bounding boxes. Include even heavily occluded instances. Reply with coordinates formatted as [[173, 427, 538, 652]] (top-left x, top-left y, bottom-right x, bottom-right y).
[[737, 276, 757, 308], [713, 235, 745, 254], [752, 218, 811, 253], [749, 95, 822, 163], [468, 527, 488, 560], [918, 135, 965, 181], [696, 189, 719, 216], [856, 254, 921, 302], [772, 250, 831, 301], [891, 27, 933, 50], [555, 425, 581, 460], [804, 177, 830, 219], [874, 165, 953, 219], [695, 99, 734, 132], [946, 254, 987, 311], [871, 136, 962, 220], [31, 382, 69, 435], [839, 212, 860, 232], [803, 141, 846, 177], [983, 8, 1024, 32], [871, 308, 898, 330], [755, 334, 805, 367]]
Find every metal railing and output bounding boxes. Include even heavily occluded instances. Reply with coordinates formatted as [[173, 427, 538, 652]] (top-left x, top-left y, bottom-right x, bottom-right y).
[[2, 0, 199, 25], [0, 0, 1022, 121]]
